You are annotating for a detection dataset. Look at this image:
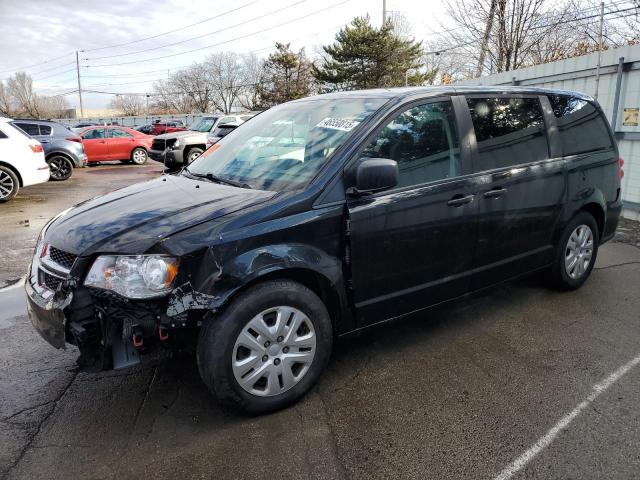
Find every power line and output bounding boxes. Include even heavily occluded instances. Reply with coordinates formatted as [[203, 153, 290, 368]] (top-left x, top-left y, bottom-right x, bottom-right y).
[[85, 0, 354, 67], [0, 51, 75, 75], [85, 0, 312, 61], [82, 0, 261, 53], [425, 6, 640, 55], [31, 68, 78, 81]]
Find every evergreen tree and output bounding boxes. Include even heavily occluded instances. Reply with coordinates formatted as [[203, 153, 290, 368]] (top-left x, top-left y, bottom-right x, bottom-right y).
[[259, 43, 314, 106], [313, 16, 428, 91]]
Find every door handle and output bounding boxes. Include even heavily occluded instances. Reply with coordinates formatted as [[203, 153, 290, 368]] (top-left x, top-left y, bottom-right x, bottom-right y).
[[483, 187, 507, 198], [447, 194, 475, 207]]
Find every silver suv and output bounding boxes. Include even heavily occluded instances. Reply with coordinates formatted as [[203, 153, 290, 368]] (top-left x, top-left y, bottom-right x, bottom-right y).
[[149, 114, 255, 169]]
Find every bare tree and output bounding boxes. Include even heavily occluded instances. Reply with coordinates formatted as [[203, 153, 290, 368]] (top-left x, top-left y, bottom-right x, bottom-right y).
[[7, 72, 41, 117], [109, 94, 145, 116], [205, 52, 247, 113], [238, 53, 265, 111], [0, 81, 12, 116]]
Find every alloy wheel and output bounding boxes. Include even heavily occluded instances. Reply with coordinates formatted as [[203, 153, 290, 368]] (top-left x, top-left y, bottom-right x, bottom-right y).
[[0, 170, 15, 199], [132, 149, 147, 164], [189, 151, 201, 163], [232, 306, 316, 397], [565, 224, 594, 279], [48, 157, 72, 180]]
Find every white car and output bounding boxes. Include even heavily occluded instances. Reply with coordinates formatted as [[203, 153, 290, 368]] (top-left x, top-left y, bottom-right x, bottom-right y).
[[0, 117, 50, 202]]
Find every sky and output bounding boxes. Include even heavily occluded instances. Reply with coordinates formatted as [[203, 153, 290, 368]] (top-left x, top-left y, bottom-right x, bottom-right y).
[[0, 0, 450, 110]]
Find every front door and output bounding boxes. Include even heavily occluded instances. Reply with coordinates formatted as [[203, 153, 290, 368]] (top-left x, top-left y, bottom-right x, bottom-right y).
[[81, 128, 108, 162], [463, 95, 566, 288], [347, 98, 478, 326]]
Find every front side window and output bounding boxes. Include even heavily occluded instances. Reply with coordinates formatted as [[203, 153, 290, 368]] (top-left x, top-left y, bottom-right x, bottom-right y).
[[548, 95, 613, 156], [362, 100, 461, 188], [14, 122, 40, 136], [189, 97, 386, 191], [108, 128, 133, 138], [467, 97, 548, 170], [82, 128, 105, 139]]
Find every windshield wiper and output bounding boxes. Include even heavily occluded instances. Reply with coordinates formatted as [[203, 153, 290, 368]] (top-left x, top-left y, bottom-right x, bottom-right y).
[[183, 167, 252, 189]]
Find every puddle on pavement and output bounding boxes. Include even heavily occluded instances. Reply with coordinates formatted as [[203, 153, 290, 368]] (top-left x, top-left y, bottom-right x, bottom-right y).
[[0, 280, 27, 329]]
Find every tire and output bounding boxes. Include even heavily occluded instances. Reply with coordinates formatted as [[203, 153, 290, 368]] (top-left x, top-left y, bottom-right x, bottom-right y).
[[184, 147, 203, 166], [47, 155, 73, 181], [0, 166, 19, 202], [197, 279, 333, 414], [130, 147, 148, 165], [550, 212, 600, 290]]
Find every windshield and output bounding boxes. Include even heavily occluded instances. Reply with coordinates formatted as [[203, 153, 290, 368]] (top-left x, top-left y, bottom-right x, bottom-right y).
[[189, 117, 218, 132], [186, 98, 386, 191]]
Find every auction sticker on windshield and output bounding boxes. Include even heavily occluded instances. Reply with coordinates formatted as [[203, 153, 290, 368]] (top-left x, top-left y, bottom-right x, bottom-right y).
[[316, 118, 360, 131]]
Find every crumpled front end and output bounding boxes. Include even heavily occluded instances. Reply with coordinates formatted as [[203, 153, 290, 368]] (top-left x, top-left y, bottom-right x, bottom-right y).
[[26, 239, 226, 372]]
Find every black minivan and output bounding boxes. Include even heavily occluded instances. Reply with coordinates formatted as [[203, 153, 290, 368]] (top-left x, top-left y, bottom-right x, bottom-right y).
[[27, 86, 623, 413]]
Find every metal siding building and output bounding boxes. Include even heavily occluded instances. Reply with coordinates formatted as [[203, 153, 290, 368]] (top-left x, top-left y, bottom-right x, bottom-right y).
[[458, 44, 640, 220]]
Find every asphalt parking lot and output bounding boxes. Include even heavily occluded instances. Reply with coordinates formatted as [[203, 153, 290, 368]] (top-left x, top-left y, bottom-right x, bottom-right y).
[[1, 165, 640, 479]]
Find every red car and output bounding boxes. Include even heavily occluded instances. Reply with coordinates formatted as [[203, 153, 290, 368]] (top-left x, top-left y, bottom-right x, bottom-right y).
[[150, 121, 186, 136], [79, 126, 153, 164]]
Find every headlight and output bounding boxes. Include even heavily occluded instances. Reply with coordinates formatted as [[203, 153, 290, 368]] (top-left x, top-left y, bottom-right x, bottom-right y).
[[84, 255, 179, 298]]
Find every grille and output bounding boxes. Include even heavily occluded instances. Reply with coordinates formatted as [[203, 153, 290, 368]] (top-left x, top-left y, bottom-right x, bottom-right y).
[[40, 269, 64, 291], [151, 138, 176, 151], [49, 246, 77, 270]]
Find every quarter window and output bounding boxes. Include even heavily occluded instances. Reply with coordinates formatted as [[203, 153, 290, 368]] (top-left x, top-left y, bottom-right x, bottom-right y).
[[362, 100, 461, 188], [548, 95, 613, 156], [467, 97, 548, 170]]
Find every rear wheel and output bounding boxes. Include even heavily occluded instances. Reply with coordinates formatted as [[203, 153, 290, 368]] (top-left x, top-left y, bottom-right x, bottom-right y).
[[197, 279, 333, 414], [0, 166, 19, 202], [550, 212, 599, 290], [130, 148, 148, 165], [47, 155, 73, 181]]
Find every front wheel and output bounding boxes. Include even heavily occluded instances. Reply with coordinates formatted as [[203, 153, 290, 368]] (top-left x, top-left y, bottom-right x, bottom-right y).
[[550, 212, 599, 290], [47, 155, 73, 181], [130, 147, 148, 165], [197, 279, 333, 414], [185, 147, 203, 166]]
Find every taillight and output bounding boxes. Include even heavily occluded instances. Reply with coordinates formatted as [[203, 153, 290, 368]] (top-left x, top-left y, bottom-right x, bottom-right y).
[[66, 137, 82, 143], [618, 157, 624, 181], [29, 144, 44, 153]]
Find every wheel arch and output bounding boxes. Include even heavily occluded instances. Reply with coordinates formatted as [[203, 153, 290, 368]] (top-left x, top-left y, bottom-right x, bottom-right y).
[[580, 202, 605, 239], [0, 161, 23, 187]]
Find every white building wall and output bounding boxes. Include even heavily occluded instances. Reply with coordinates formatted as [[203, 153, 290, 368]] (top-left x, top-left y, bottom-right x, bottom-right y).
[[458, 44, 640, 218]]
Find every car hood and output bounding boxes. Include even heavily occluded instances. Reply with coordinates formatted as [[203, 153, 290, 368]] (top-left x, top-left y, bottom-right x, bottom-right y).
[[45, 175, 275, 256], [154, 130, 205, 140]]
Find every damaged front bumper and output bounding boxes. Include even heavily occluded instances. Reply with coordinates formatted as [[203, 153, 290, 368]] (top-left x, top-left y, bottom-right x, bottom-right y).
[[26, 247, 225, 372]]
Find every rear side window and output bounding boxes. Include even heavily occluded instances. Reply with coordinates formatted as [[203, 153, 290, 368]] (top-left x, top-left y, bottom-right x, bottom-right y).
[[82, 128, 105, 139], [108, 128, 133, 138], [548, 95, 613, 156], [0, 128, 6, 139], [39, 124, 52, 135], [14, 122, 40, 136], [362, 100, 461, 188], [467, 97, 548, 170]]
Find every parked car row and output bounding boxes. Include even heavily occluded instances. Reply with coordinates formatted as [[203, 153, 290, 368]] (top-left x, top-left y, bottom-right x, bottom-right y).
[[1, 112, 257, 202]]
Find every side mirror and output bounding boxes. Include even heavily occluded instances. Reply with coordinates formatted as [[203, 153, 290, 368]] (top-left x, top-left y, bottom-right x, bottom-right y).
[[347, 158, 398, 196]]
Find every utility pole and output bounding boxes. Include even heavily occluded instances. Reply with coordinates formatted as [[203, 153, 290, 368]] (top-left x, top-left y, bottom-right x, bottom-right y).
[[477, 0, 497, 78], [75, 50, 84, 118], [382, 0, 387, 24], [594, 1, 605, 99]]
